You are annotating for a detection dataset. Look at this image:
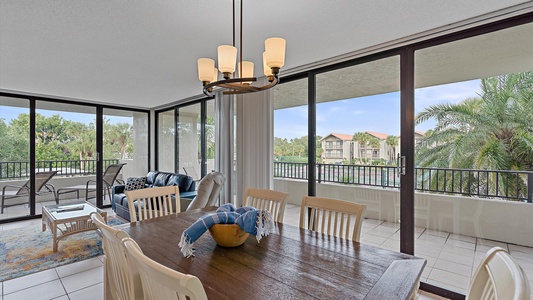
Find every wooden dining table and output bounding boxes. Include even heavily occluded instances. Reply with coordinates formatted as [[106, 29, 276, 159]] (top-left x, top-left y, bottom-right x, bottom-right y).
[[116, 207, 426, 300]]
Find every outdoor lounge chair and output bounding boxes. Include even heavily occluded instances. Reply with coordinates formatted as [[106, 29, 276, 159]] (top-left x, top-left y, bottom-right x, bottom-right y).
[[1, 171, 58, 214], [57, 163, 126, 202]]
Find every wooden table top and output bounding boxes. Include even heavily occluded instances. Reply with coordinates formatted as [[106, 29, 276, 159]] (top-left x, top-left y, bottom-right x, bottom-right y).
[[117, 207, 426, 300]]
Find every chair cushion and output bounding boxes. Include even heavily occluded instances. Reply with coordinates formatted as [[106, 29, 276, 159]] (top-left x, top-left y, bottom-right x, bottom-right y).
[[125, 177, 147, 191], [166, 174, 193, 192]]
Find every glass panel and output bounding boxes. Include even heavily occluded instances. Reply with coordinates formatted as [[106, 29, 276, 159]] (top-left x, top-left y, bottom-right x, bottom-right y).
[[0, 96, 30, 220], [272, 78, 309, 227], [35, 101, 97, 210], [157, 109, 175, 172], [206, 100, 216, 176], [414, 22, 533, 294], [177, 103, 201, 181], [315, 56, 401, 250], [103, 109, 149, 206]]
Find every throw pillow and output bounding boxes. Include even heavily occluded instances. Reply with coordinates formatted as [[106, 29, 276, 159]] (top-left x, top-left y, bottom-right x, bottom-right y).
[[125, 177, 147, 191]]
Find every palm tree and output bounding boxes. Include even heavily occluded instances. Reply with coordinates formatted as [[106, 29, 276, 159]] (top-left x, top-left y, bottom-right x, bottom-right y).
[[353, 132, 381, 164], [415, 72, 533, 199], [385, 135, 399, 164], [105, 121, 133, 159]]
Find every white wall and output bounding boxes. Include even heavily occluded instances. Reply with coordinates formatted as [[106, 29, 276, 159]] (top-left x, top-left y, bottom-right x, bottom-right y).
[[274, 178, 533, 247]]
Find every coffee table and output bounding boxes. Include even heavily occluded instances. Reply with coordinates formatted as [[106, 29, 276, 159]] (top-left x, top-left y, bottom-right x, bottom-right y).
[[42, 201, 107, 252]]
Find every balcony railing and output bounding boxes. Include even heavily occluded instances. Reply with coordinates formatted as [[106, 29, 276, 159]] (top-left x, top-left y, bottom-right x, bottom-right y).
[[274, 162, 533, 202], [0, 159, 120, 180]]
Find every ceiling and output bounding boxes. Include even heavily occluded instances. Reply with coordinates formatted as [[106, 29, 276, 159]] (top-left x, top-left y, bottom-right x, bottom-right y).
[[1, 1, 531, 109], [273, 21, 533, 110]]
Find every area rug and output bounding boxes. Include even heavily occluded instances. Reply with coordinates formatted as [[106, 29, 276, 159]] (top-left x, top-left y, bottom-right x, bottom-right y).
[[0, 217, 124, 282]]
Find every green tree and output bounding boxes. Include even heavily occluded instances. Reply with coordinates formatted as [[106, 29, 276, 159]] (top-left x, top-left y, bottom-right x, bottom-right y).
[[105, 120, 133, 159], [353, 132, 380, 164], [415, 72, 533, 198], [385, 135, 399, 164], [0, 118, 29, 162], [65, 121, 96, 170], [10, 113, 73, 162]]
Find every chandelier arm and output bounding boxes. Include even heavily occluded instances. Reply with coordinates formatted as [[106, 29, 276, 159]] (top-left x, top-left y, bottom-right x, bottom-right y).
[[203, 76, 280, 97]]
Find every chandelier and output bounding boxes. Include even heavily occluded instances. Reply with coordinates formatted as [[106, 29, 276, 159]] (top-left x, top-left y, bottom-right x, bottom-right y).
[[197, 0, 286, 97]]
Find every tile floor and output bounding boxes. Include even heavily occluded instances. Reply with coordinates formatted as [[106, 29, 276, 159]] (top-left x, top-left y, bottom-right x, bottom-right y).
[[2, 204, 532, 299]]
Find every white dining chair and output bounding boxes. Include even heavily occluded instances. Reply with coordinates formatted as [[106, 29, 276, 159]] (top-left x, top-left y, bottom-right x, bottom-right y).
[[122, 237, 208, 300], [125, 186, 180, 223], [299, 195, 366, 242], [466, 246, 530, 300], [243, 188, 288, 222], [90, 213, 142, 300]]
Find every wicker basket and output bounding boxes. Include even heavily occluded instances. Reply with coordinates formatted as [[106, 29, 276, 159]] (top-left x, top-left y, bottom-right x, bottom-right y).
[[209, 224, 250, 247]]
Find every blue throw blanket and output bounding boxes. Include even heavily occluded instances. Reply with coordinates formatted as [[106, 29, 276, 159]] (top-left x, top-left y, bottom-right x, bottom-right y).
[[178, 204, 275, 257]]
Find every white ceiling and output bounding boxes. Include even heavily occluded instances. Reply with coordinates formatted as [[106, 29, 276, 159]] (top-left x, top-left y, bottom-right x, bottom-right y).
[[0, 0, 531, 109]]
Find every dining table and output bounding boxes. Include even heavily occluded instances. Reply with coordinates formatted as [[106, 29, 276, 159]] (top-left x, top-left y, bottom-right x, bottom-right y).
[[116, 206, 426, 300]]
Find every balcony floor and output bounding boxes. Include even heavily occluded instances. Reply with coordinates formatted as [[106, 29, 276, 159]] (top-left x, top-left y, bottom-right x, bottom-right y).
[[1, 204, 532, 299]]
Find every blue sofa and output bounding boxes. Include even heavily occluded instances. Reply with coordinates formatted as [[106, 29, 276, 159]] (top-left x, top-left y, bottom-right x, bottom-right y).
[[112, 171, 196, 221]]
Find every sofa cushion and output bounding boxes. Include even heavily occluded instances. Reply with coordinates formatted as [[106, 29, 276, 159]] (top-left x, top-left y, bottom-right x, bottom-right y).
[[153, 172, 173, 186], [166, 174, 193, 192], [145, 171, 160, 185], [125, 177, 147, 191]]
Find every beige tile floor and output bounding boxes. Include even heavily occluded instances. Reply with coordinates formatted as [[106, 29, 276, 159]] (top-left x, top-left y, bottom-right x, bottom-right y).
[[2, 203, 532, 299]]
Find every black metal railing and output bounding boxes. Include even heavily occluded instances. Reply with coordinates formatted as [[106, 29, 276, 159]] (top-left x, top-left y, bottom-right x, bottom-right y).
[[0, 159, 120, 180], [274, 162, 533, 202]]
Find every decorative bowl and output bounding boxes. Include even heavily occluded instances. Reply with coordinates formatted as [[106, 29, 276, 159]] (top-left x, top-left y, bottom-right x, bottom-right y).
[[209, 224, 249, 247]]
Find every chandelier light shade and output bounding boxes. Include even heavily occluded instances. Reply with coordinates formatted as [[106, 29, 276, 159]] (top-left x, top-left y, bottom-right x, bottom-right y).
[[217, 45, 238, 75], [265, 37, 286, 69], [198, 0, 286, 97], [238, 61, 254, 84], [198, 58, 215, 83]]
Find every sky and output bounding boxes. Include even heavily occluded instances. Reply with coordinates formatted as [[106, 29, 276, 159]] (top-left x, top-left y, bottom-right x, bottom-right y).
[[274, 79, 481, 140]]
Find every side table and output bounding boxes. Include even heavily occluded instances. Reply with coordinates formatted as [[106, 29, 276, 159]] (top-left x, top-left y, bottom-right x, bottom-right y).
[[42, 201, 107, 252]]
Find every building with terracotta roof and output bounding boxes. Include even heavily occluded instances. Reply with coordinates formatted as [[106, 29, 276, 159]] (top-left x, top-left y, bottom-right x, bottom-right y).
[[320, 131, 400, 164]]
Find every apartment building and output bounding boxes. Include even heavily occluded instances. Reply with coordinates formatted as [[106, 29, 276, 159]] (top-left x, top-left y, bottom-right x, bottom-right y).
[[321, 131, 398, 164]]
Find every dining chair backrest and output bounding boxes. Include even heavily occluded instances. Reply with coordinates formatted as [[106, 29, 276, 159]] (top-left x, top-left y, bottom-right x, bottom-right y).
[[16, 171, 58, 195], [102, 163, 127, 186], [125, 186, 180, 223], [243, 188, 288, 222], [122, 237, 208, 300], [466, 246, 530, 300], [299, 196, 367, 242], [90, 213, 142, 300]]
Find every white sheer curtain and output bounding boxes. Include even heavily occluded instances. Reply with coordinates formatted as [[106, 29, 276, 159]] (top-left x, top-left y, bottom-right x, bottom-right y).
[[214, 91, 234, 205], [235, 84, 274, 207]]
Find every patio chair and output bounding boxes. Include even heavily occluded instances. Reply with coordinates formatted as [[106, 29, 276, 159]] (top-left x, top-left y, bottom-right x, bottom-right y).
[[57, 163, 126, 202], [1, 171, 58, 214]]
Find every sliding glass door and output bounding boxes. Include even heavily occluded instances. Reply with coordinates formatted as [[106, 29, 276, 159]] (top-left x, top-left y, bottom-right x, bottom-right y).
[[156, 98, 215, 182], [413, 20, 533, 296], [0, 96, 30, 220], [102, 108, 149, 206], [315, 55, 401, 252]]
